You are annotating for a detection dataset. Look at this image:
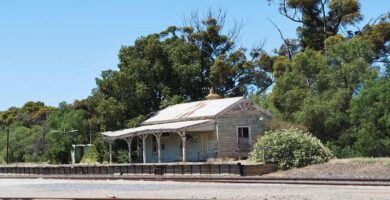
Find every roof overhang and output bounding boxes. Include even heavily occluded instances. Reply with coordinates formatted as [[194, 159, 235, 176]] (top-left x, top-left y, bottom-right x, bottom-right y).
[[102, 119, 215, 139]]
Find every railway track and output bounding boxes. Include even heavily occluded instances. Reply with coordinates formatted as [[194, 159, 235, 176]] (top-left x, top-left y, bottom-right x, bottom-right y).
[[1, 175, 389, 186]]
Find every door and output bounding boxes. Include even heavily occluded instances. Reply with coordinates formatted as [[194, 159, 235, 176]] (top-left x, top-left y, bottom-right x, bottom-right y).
[[238, 127, 251, 152], [201, 134, 209, 160]]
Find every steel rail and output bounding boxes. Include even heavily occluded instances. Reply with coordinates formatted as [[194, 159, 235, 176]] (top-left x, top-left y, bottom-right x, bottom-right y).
[[1, 175, 389, 186]]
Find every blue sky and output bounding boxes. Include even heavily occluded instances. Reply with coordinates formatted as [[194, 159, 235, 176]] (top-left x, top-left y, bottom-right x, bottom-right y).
[[0, 0, 388, 110]]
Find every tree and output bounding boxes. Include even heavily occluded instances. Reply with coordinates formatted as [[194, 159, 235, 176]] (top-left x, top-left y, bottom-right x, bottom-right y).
[[45, 102, 90, 164], [268, 0, 362, 50], [271, 38, 377, 140], [358, 13, 390, 67], [90, 11, 273, 131], [0, 102, 53, 163], [16, 102, 53, 127], [349, 78, 390, 157]]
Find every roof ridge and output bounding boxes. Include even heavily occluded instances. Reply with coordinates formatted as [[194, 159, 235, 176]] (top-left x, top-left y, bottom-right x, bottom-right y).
[[170, 96, 243, 106]]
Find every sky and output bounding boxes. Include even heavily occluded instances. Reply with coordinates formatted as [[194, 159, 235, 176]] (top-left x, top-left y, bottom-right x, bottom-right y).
[[0, 0, 388, 110]]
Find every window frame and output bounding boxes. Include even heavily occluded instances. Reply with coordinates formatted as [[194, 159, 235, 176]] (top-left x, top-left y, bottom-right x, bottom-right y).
[[236, 126, 252, 144]]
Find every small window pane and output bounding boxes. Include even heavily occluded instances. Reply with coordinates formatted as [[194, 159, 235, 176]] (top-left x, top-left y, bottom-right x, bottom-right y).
[[238, 127, 249, 138]]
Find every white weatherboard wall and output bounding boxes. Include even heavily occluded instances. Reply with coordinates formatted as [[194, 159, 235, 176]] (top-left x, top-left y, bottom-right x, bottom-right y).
[[145, 134, 181, 163], [145, 132, 218, 163]]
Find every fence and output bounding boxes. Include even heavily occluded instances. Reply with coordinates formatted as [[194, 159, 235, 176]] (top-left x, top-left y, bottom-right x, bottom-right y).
[[0, 163, 277, 177]]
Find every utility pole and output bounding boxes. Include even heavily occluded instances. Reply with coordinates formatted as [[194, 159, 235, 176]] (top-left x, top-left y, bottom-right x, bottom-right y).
[[6, 128, 9, 164]]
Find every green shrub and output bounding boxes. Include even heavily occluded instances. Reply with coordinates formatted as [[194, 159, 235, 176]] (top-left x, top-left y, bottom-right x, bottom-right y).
[[325, 141, 361, 158], [249, 128, 333, 170], [93, 134, 109, 163], [80, 146, 99, 164], [115, 149, 130, 163]]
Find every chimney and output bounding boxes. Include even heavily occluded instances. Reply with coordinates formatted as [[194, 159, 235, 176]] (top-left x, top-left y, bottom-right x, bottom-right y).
[[205, 88, 222, 100]]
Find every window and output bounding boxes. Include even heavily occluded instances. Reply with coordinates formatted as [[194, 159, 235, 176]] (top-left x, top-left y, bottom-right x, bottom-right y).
[[152, 136, 165, 153], [152, 137, 157, 153], [238, 127, 249, 138]]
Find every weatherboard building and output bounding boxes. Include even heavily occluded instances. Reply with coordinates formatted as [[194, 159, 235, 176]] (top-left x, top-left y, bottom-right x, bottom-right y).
[[102, 92, 271, 163]]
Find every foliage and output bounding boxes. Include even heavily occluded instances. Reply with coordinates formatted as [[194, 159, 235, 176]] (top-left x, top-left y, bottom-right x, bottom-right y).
[[326, 139, 361, 158], [0, 102, 53, 128], [88, 11, 273, 131], [1, 5, 390, 163], [263, 1, 389, 158], [0, 102, 53, 163], [126, 115, 146, 128], [80, 146, 99, 164], [92, 134, 108, 163], [349, 78, 390, 157], [115, 149, 130, 164], [359, 13, 390, 65], [250, 94, 281, 118], [8, 124, 42, 162], [249, 128, 333, 169], [268, 0, 362, 50], [271, 39, 377, 141], [45, 103, 90, 164]]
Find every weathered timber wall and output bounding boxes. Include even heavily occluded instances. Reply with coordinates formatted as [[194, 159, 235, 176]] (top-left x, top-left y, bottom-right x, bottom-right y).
[[217, 109, 270, 158], [0, 163, 277, 177]]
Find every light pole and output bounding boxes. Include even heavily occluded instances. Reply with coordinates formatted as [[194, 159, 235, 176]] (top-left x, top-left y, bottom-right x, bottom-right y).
[[50, 129, 78, 135], [50, 129, 78, 144]]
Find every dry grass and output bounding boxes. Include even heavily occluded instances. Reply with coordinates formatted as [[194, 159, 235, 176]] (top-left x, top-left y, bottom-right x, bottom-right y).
[[348, 157, 390, 165], [264, 157, 390, 178]]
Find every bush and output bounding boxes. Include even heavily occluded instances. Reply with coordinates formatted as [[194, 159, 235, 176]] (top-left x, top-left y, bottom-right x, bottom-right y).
[[80, 146, 99, 164], [115, 149, 130, 163], [325, 140, 362, 158], [249, 128, 333, 170], [92, 134, 109, 163]]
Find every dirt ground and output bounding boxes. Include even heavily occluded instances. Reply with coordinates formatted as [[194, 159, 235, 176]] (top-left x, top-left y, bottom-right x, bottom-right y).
[[0, 178, 389, 200], [264, 158, 390, 179]]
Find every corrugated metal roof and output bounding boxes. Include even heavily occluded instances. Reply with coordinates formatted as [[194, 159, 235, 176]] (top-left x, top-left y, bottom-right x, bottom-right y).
[[102, 119, 215, 138], [142, 96, 244, 125]]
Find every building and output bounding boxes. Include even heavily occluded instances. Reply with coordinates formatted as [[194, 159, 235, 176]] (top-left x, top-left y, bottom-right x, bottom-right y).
[[102, 93, 271, 163]]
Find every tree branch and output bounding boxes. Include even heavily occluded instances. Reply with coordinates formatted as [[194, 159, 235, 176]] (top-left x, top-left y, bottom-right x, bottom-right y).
[[320, 0, 328, 33], [279, 0, 303, 23], [269, 19, 293, 60]]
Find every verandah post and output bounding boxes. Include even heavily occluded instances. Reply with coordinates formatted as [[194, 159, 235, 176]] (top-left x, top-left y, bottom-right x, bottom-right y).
[[109, 141, 113, 164], [140, 134, 148, 163], [177, 131, 187, 162], [154, 133, 162, 163], [125, 137, 134, 163]]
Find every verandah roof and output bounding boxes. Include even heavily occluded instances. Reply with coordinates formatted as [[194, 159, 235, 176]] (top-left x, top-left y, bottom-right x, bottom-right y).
[[102, 119, 215, 139]]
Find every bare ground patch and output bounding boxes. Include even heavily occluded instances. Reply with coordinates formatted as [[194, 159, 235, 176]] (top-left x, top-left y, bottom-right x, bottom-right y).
[[263, 158, 390, 179]]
